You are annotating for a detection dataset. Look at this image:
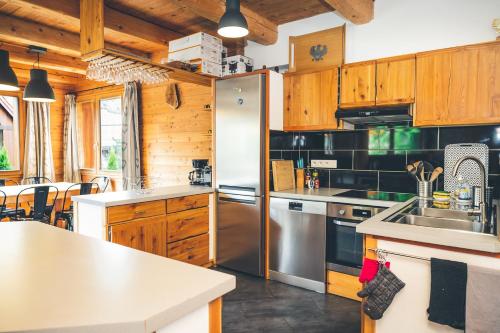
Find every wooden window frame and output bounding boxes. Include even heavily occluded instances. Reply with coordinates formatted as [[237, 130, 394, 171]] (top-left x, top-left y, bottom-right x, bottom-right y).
[[0, 90, 25, 178], [76, 86, 124, 177]]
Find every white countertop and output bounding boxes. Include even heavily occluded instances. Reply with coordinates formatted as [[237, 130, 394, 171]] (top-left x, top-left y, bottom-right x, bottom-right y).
[[270, 188, 402, 208], [357, 197, 500, 253], [72, 185, 214, 207], [0, 222, 235, 333]]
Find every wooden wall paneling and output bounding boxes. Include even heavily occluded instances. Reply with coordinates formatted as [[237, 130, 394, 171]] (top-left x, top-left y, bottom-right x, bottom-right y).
[[140, 81, 212, 186], [376, 55, 416, 105]]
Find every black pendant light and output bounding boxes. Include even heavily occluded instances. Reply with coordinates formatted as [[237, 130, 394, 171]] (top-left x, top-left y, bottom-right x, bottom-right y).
[[218, 0, 249, 38], [0, 50, 20, 92], [23, 46, 55, 103]]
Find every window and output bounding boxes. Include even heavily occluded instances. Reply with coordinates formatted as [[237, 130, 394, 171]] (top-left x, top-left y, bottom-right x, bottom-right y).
[[99, 97, 122, 171], [0, 95, 20, 170], [75, 89, 123, 173]]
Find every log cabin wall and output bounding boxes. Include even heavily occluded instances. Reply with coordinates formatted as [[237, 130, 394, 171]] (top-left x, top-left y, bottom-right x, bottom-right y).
[[140, 81, 212, 186], [0, 66, 78, 183]]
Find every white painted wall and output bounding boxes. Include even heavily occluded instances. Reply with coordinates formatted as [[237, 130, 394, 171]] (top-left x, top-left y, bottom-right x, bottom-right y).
[[245, 0, 499, 69]]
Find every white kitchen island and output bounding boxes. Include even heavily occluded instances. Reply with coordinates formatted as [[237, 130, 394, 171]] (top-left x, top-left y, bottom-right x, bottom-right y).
[[0, 222, 235, 333]]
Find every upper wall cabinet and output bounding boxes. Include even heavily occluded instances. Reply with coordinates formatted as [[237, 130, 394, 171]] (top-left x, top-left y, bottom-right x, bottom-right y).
[[376, 56, 415, 105], [340, 57, 416, 108], [284, 68, 339, 131], [340, 61, 376, 108], [415, 42, 500, 126]]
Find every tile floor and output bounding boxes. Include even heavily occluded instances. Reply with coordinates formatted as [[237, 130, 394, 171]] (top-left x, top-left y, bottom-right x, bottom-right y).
[[216, 268, 361, 333]]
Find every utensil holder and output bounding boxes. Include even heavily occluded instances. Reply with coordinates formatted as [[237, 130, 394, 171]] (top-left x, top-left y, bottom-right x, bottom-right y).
[[418, 181, 433, 198], [296, 168, 304, 189]]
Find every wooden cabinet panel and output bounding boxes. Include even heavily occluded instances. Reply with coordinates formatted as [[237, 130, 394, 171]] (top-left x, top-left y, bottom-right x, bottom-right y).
[[327, 270, 362, 301], [107, 200, 166, 224], [415, 50, 453, 126], [166, 194, 209, 214], [109, 216, 166, 256], [283, 69, 338, 130], [415, 42, 500, 126], [167, 233, 209, 266], [340, 61, 376, 108], [167, 207, 209, 243], [376, 56, 415, 105]]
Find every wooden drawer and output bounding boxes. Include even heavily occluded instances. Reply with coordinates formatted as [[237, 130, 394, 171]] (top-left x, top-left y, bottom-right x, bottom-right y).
[[167, 207, 209, 243], [107, 200, 166, 224], [327, 270, 362, 302], [167, 233, 209, 266], [167, 194, 209, 213]]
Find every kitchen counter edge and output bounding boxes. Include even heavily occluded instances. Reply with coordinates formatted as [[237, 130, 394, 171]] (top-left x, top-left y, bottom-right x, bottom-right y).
[[72, 185, 214, 207], [357, 198, 500, 254]]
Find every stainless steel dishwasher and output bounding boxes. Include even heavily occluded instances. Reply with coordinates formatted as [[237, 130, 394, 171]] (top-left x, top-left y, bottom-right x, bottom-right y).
[[269, 197, 327, 293]]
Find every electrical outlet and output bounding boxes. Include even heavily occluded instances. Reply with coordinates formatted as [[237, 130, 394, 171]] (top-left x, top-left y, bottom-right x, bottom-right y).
[[311, 160, 337, 168]]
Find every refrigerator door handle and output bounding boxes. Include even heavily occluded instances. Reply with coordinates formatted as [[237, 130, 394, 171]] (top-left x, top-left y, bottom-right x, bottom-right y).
[[218, 193, 257, 205], [218, 185, 257, 196]]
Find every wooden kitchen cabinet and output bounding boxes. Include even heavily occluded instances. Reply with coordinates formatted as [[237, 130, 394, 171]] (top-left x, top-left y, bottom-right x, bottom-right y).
[[109, 216, 167, 256], [340, 61, 376, 108], [415, 42, 500, 126], [283, 68, 339, 130], [167, 206, 209, 243], [376, 56, 415, 105]]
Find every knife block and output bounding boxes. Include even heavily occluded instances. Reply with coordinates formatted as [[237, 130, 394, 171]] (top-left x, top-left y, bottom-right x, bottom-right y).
[[296, 169, 304, 189]]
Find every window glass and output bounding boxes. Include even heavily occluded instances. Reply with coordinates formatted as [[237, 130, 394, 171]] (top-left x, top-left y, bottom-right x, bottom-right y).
[[100, 97, 122, 171], [0, 95, 20, 170]]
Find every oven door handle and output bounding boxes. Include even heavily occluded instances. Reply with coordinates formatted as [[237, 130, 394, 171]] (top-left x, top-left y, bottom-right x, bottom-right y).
[[331, 220, 359, 228]]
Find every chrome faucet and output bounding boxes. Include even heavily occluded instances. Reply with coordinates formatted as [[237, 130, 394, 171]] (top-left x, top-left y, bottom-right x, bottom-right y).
[[452, 156, 487, 224]]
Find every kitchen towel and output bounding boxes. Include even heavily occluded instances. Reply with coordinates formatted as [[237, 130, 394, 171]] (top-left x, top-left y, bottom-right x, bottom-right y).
[[466, 265, 500, 333], [357, 265, 405, 320], [427, 258, 467, 330], [359, 257, 391, 283]]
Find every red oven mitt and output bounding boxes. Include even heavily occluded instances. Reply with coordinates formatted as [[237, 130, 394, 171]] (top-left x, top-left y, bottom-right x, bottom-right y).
[[359, 257, 391, 283]]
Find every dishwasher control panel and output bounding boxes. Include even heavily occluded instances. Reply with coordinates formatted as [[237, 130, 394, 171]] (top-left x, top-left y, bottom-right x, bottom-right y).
[[288, 202, 303, 211]]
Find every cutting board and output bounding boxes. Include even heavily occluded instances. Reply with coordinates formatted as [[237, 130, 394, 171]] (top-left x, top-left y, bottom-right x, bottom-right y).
[[272, 160, 296, 191], [444, 143, 489, 192]]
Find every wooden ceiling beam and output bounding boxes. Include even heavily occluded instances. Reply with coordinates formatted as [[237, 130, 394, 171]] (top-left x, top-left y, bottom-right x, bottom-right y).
[[324, 0, 374, 24], [0, 13, 149, 58], [0, 42, 87, 75], [172, 0, 277, 45], [9, 0, 181, 50]]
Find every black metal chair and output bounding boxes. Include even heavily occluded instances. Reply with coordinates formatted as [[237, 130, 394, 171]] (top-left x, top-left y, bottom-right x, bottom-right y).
[[91, 176, 110, 193], [0, 189, 7, 220], [22, 176, 53, 185], [55, 182, 98, 231], [11, 186, 59, 224], [0, 179, 19, 186]]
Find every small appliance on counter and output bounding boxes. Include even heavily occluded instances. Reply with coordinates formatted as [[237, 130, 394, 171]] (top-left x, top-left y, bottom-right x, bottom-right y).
[[188, 159, 212, 186]]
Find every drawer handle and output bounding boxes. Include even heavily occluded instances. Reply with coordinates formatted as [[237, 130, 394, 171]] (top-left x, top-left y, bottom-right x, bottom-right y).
[[186, 246, 195, 251], [135, 210, 146, 215], [184, 217, 195, 222]]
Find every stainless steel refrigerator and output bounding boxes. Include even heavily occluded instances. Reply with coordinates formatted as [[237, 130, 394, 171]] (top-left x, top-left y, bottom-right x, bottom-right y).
[[215, 74, 266, 277]]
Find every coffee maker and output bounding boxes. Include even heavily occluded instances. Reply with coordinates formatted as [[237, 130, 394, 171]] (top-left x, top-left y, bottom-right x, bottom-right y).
[[188, 159, 212, 186]]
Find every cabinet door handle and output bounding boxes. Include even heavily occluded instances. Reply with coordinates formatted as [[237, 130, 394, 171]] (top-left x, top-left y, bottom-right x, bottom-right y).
[[135, 210, 146, 215]]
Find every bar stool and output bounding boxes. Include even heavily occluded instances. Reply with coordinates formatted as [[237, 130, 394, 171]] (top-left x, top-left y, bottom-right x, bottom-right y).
[[0, 179, 19, 186], [22, 176, 53, 185], [91, 176, 110, 193]]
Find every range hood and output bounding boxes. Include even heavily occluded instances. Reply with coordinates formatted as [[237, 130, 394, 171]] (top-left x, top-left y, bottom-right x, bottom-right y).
[[336, 105, 413, 125]]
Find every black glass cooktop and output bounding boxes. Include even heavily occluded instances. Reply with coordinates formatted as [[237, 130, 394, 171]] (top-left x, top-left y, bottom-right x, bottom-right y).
[[334, 190, 415, 203]]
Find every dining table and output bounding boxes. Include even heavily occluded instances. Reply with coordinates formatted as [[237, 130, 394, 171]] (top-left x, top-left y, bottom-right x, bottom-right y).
[[0, 182, 82, 225]]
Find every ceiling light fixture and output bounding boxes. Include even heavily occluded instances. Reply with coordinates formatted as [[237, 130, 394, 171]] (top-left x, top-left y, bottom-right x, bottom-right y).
[[218, 0, 249, 38], [0, 49, 20, 92], [23, 46, 55, 103]]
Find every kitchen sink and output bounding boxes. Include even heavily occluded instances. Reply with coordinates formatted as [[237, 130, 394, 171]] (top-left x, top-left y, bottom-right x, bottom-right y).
[[394, 214, 484, 233], [408, 207, 474, 221]]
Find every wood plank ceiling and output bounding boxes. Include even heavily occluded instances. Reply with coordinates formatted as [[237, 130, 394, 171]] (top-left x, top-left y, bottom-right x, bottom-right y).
[[0, 0, 372, 74]]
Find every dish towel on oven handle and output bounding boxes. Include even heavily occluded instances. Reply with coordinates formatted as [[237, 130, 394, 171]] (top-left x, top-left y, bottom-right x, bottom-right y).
[[357, 265, 405, 320]]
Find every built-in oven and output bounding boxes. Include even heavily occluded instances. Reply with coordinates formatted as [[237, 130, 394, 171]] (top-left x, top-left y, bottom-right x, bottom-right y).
[[326, 203, 385, 276]]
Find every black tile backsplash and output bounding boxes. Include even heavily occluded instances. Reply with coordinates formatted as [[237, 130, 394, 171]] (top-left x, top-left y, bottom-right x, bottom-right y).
[[270, 125, 500, 197]]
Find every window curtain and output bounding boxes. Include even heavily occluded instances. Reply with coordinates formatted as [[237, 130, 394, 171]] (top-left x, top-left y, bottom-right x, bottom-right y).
[[63, 94, 81, 182], [122, 81, 141, 190], [23, 102, 55, 180]]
